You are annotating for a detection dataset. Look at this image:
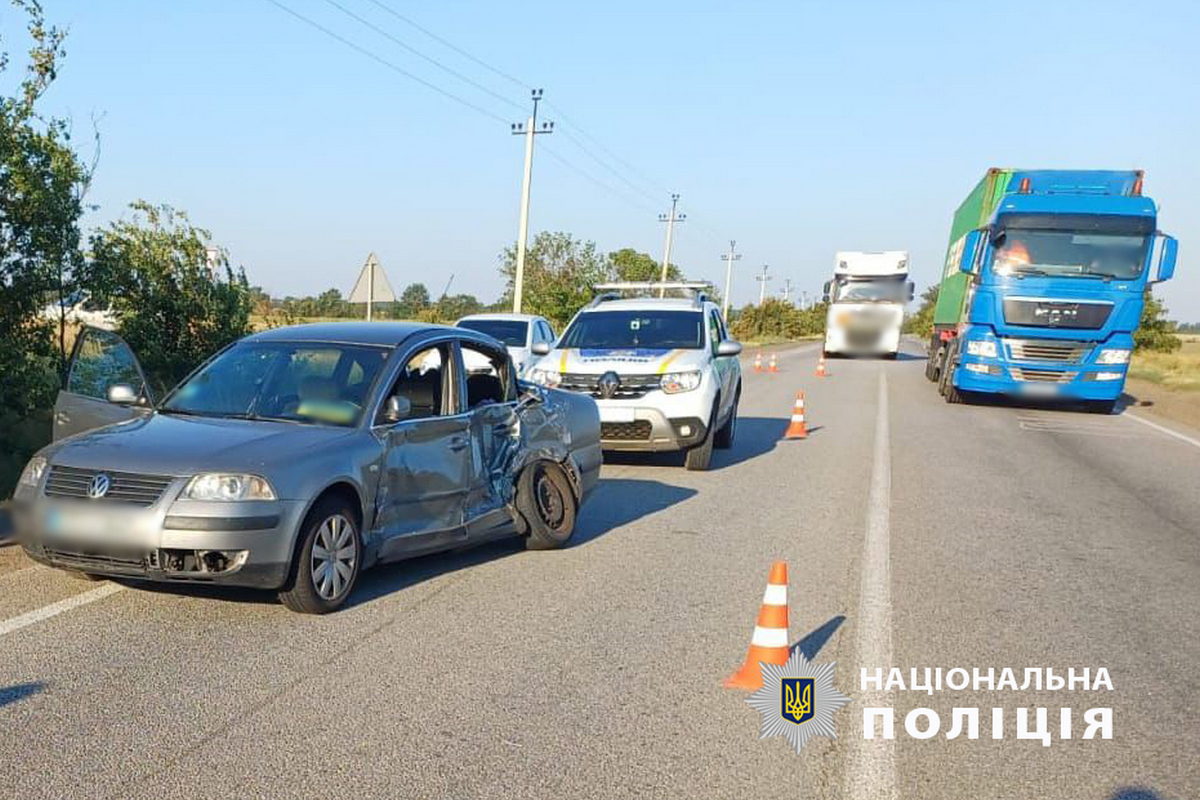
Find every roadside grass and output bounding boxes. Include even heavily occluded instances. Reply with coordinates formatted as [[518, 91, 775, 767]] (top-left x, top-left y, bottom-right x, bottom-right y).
[[1129, 338, 1200, 391]]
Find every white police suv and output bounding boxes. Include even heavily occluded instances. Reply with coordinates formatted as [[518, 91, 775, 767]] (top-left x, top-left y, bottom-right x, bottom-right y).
[[526, 283, 742, 470]]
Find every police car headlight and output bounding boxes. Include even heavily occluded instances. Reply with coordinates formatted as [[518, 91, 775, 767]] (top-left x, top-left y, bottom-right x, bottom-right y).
[[184, 474, 276, 501], [18, 455, 47, 488], [966, 340, 998, 358], [528, 368, 561, 388], [660, 371, 701, 393], [1096, 348, 1131, 365]]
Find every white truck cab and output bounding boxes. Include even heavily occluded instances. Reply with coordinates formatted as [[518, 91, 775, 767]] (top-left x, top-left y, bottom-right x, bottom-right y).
[[822, 250, 914, 359], [526, 283, 742, 471]]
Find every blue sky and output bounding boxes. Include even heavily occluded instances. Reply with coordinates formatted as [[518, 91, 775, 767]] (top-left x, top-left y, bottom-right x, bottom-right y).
[[4, 0, 1198, 318]]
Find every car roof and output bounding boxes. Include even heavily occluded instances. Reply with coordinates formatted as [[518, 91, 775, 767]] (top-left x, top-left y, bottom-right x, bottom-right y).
[[457, 313, 542, 322], [245, 321, 454, 347], [581, 297, 707, 312]]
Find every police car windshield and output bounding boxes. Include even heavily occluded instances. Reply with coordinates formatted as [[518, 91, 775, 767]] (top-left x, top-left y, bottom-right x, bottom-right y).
[[559, 310, 704, 349]]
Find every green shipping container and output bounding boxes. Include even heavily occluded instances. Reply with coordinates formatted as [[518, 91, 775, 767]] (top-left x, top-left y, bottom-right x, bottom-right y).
[[931, 168, 1014, 328]]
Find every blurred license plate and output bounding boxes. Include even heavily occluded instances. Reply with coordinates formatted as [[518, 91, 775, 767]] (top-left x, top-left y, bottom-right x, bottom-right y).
[[44, 506, 139, 544], [600, 407, 636, 423], [1018, 383, 1060, 398]]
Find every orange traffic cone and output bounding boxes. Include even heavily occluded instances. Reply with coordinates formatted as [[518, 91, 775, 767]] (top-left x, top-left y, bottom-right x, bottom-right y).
[[725, 561, 790, 690], [754, 351, 763, 373], [768, 353, 779, 373], [815, 352, 829, 378], [784, 392, 808, 439]]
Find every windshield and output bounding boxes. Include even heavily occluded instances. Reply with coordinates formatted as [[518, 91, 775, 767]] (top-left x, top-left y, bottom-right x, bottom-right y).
[[835, 280, 908, 303], [559, 310, 704, 349], [992, 229, 1149, 280], [457, 319, 528, 347], [162, 342, 390, 426]]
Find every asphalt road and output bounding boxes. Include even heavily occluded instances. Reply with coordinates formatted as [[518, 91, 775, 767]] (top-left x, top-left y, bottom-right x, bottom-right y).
[[1, 340, 1198, 800]]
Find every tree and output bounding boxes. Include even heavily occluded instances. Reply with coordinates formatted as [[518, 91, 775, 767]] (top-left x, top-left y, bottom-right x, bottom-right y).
[[435, 293, 483, 322], [84, 202, 253, 394], [0, 1, 88, 497], [395, 282, 431, 320], [730, 298, 827, 341], [610, 247, 679, 283], [498, 232, 612, 328], [1135, 290, 1182, 353], [903, 284, 939, 337]]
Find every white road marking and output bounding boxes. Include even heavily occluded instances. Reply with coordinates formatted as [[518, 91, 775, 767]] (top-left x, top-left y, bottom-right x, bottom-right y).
[[0, 583, 123, 638], [846, 368, 897, 800], [1124, 412, 1200, 451]]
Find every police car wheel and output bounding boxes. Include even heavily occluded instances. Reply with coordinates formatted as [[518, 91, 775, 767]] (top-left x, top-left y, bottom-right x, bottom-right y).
[[714, 394, 738, 450], [685, 401, 718, 471]]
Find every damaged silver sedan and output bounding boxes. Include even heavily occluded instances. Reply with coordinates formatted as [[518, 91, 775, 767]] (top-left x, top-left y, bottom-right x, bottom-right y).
[[13, 322, 601, 613]]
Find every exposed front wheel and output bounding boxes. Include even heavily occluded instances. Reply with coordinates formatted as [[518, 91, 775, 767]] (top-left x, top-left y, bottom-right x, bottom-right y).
[[518, 461, 578, 550], [279, 499, 362, 614], [685, 402, 718, 471]]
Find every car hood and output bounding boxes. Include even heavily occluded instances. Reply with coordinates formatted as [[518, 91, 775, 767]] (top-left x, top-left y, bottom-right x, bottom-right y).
[[536, 346, 708, 375], [44, 413, 357, 477]]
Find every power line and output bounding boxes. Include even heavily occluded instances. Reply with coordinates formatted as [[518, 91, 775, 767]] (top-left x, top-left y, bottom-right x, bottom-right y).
[[263, 0, 510, 125], [362, 0, 530, 91], [318, 0, 526, 114]]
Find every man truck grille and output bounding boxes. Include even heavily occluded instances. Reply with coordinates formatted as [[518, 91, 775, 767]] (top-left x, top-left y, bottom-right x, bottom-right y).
[[600, 420, 653, 440], [1005, 339, 1090, 364], [1010, 368, 1078, 384], [44, 466, 173, 506], [561, 373, 660, 400]]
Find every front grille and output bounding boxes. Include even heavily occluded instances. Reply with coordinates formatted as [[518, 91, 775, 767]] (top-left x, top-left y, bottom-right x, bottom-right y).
[[600, 420, 653, 441], [1005, 339, 1090, 364], [1002, 299, 1111, 330], [1010, 368, 1078, 384], [560, 373, 661, 400], [44, 466, 173, 506], [43, 546, 148, 572]]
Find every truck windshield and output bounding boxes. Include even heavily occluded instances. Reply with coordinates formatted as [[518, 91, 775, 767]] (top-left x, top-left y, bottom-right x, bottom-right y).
[[992, 229, 1149, 280], [836, 281, 907, 303], [558, 310, 704, 349]]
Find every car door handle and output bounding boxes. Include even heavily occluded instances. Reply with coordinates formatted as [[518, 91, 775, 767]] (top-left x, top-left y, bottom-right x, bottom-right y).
[[448, 435, 470, 451]]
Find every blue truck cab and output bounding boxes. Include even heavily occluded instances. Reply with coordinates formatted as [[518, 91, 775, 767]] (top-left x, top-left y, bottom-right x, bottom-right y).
[[931, 170, 1179, 413]]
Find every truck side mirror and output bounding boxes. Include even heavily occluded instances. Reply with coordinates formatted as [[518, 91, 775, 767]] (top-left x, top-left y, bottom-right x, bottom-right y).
[[959, 230, 985, 274], [907, 281, 915, 301], [1152, 234, 1178, 284]]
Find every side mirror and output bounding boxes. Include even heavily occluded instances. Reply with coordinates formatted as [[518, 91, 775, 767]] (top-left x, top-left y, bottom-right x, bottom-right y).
[[959, 229, 986, 274], [383, 395, 412, 423], [907, 281, 915, 301], [716, 340, 743, 357], [530, 341, 551, 356], [516, 385, 545, 411], [822, 293, 831, 304], [107, 384, 139, 405], [1153, 234, 1178, 283]]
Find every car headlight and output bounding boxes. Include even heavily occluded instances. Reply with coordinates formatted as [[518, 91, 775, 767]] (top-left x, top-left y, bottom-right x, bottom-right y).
[[966, 340, 998, 358], [528, 368, 561, 388], [660, 371, 701, 394], [18, 455, 47, 488], [1096, 348, 1131, 365], [184, 474, 276, 501]]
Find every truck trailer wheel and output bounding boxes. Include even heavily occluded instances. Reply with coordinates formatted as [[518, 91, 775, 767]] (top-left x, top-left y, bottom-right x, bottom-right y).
[[517, 461, 578, 550], [938, 345, 966, 404]]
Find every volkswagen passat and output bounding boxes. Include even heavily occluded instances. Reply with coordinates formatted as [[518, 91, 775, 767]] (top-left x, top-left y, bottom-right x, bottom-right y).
[[13, 322, 601, 613]]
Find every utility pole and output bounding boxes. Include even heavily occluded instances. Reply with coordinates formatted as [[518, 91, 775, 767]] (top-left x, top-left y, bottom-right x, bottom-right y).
[[756, 264, 772, 305], [720, 239, 741, 323], [510, 88, 553, 313], [657, 193, 685, 296], [780, 278, 794, 304]]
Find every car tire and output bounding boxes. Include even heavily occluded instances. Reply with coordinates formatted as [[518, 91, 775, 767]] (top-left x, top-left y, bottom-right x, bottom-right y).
[[685, 402, 718, 471], [925, 345, 941, 382], [938, 345, 966, 404], [279, 498, 362, 614], [714, 392, 738, 450], [518, 461, 578, 551]]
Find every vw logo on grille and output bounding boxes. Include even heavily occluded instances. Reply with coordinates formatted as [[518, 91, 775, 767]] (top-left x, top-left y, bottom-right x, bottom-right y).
[[597, 371, 620, 399], [87, 473, 112, 499]]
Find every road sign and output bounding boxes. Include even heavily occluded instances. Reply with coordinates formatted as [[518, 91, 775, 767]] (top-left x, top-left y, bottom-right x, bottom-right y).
[[348, 253, 396, 320]]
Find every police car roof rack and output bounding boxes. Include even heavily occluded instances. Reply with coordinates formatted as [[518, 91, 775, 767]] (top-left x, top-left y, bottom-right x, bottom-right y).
[[590, 282, 714, 308]]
